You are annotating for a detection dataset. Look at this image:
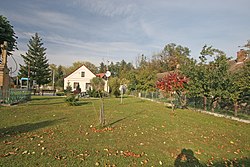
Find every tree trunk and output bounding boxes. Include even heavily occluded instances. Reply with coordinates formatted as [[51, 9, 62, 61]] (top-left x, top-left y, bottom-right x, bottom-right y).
[[170, 92, 175, 112], [203, 96, 207, 111], [99, 93, 105, 127], [211, 99, 217, 112], [100, 98, 105, 127], [181, 93, 187, 109], [234, 101, 238, 117]]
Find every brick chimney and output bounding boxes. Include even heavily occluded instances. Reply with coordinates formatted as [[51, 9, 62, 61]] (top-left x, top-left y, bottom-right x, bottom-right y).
[[236, 49, 247, 63]]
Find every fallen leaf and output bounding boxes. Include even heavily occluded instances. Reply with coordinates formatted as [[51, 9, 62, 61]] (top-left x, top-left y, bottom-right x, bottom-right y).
[[22, 150, 28, 154]]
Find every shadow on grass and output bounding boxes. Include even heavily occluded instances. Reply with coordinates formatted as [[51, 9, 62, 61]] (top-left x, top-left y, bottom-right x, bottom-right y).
[[211, 157, 250, 167], [77, 101, 91, 106], [174, 148, 204, 167], [173, 148, 250, 167], [29, 101, 65, 106], [106, 111, 144, 127], [31, 96, 63, 101], [0, 118, 65, 141]]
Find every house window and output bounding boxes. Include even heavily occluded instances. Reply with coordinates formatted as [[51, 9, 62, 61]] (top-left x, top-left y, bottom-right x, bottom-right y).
[[86, 83, 91, 91], [81, 71, 85, 77], [74, 82, 79, 89]]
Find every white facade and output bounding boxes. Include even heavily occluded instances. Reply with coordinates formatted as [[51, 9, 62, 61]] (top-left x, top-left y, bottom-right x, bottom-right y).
[[64, 65, 96, 92]]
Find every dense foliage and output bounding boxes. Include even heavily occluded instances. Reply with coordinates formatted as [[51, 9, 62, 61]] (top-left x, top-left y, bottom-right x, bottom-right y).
[[157, 72, 188, 110], [19, 33, 51, 87], [0, 15, 18, 56]]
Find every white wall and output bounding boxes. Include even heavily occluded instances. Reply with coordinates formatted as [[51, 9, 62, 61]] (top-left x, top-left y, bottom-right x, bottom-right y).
[[64, 65, 96, 92]]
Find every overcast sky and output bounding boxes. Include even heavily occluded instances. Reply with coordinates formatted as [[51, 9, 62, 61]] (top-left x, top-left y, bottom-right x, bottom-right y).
[[2, 0, 250, 72]]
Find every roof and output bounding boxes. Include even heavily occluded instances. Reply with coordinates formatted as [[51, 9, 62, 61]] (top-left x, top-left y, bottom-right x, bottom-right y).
[[156, 70, 181, 80], [64, 64, 95, 79], [229, 49, 249, 72], [96, 73, 105, 78], [229, 58, 249, 72]]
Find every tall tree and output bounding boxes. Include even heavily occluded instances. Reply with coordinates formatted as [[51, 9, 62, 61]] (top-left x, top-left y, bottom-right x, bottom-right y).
[[19, 33, 50, 88], [228, 61, 250, 116], [109, 77, 120, 97], [209, 53, 230, 112], [0, 15, 18, 56], [152, 43, 191, 72], [98, 62, 106, 73], [136, 67, 157, 91], [55, 65, 64, 88]]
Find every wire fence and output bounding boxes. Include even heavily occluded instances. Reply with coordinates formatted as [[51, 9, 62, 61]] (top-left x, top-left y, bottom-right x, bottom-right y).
[[130, 91, 250, 119], [0, 89, 31, 105]]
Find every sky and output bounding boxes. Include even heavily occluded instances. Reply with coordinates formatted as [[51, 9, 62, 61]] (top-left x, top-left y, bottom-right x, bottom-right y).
[[1, 0, 250, 73]]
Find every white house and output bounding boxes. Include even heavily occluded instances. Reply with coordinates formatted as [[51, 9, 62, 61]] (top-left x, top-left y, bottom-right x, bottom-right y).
[[64, 65, 109, 92], [64, 65, 96, 92]]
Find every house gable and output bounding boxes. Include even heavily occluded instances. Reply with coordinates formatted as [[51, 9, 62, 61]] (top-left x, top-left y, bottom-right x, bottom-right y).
[[64, 65, 96, 79], [64, 65, 96, 92]]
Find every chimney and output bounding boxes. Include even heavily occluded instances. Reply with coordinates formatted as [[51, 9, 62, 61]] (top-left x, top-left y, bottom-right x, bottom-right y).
[[236, 49, 247, 63]]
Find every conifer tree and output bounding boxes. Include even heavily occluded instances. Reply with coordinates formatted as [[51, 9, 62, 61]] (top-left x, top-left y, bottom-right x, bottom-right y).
[[19, 33, 50, 87]]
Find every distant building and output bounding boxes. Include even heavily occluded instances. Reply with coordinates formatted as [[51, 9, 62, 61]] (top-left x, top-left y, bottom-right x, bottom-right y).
[[229, 49, 249, 72], [64, 65, 96, 92], [64, 65, 109, 92]]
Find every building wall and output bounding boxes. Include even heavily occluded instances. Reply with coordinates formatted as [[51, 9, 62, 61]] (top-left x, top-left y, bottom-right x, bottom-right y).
[[64, 65, 96, 92]]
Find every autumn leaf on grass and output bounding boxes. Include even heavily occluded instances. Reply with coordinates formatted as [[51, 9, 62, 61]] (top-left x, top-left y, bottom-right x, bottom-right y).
[[3, 140, 13, 145], [195, 149, 202, 155], [141, 159, 149, 165], [0, 152, 17, 157], [123, 151, 141, 158]]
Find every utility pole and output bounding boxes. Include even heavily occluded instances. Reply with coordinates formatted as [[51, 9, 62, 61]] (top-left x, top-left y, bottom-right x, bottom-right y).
[[52, 69, 55, 90], [28, 62, 30, 90]]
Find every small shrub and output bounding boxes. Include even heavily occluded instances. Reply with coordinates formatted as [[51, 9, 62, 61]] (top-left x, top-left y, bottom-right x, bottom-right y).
[[65, 83, 72, 95], [87, 89, 101, 98], [56, 92, 65, 96], [65, 94, 79, 106]]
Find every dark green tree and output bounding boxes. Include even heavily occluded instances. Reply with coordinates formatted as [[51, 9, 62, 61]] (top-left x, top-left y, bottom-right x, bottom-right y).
[[19, 33, 50, 88], [98, 62, 106, 73], [55, 65, 64, 88], [136, 67, 157, 91], [109, 77, 120, 97], [228, 61, 250, 116], [0, 15, 18, 56], [208, 53, 230, 112]]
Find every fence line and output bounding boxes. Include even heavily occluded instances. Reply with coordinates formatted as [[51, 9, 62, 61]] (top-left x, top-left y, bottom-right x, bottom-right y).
[[130, 90, 249, 119], [0, 89, 31, 105]]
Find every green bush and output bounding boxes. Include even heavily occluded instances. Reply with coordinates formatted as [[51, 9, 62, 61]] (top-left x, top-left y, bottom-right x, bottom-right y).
[[56, 92, 65, 96], [87, 89, 101, 98], [65, 94, 79, 106]]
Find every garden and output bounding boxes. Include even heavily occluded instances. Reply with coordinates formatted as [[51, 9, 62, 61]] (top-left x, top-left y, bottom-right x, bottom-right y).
[[0, 96, 249, 166]]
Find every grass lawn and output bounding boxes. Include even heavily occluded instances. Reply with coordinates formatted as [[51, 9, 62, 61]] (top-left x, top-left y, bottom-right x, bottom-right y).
[[0, 96, 249, 167]]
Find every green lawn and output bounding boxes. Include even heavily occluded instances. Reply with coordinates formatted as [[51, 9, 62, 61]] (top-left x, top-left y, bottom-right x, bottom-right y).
[[0, 96, 249, 167]]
